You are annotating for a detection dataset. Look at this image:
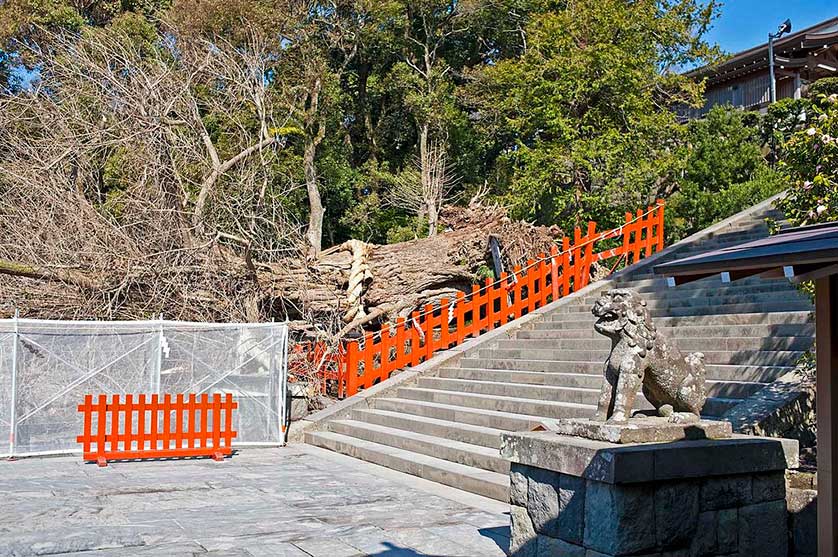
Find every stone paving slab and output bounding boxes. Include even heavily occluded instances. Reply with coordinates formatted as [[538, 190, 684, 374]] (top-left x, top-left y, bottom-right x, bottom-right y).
[[0, 445, 509, 557]]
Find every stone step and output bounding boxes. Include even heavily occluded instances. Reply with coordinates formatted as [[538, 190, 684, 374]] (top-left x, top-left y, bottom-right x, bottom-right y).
[[603, 281, 807, 300], [562, 298, 813, 315], [658, 302, 813, 318], [615, 274, 777, 291], [628, 276, 800, 292], [351, 408, 504, 449], [305, 430, 509, 501], [494, 336, 813, 352], [709, 380, 766, 400], [438, 367, 603, 389], [519, 323, 814, 339], [703, 397, 742, 416], [434, 368, 764, 400], [459, 358, 794, 382], [417, 376, 600, 405], [546, 311, 812, 327], [325, 419, 509, 474], [371, 397, 543, 432], [396, 387, 597, 419], [477, 348, 805, 367]]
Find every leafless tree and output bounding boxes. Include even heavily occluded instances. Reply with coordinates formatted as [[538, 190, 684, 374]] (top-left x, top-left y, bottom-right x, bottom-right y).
[[0, 25, 305, 320], [388, 140, 458, 236]]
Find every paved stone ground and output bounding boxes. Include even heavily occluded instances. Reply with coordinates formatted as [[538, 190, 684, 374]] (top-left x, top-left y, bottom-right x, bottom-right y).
[[0, 444, 510, 557]]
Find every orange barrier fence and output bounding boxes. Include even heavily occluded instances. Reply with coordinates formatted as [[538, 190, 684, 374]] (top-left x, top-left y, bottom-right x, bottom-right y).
[[301, 200, 665, 398], [77, 393, 237, 466]]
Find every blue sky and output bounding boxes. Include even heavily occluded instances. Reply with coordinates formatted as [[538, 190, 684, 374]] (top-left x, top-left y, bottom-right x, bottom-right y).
[[705, 1, 836, 53]]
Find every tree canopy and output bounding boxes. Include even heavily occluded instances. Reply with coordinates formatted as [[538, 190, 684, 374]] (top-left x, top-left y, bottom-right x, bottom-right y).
[[0, 0, 728, 251]]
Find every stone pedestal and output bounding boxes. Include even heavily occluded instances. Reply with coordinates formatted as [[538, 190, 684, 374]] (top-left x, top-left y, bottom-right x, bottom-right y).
[[502, 427, 799, 557]]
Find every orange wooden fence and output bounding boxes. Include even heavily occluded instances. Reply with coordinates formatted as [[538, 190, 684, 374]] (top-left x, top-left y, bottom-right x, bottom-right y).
[[301, 200, 665, 398], [77, 393, 237, 466]]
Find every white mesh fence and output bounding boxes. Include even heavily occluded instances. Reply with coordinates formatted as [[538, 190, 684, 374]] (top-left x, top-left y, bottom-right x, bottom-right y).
[[0, 317, 289, 457]]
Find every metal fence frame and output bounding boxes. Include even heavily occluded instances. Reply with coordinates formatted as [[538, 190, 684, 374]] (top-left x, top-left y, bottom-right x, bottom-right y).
[[1, 314, 289, 458]]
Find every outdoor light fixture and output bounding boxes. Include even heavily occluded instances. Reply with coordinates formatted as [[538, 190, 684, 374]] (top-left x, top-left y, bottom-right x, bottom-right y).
[[769, 18, 792, 103]]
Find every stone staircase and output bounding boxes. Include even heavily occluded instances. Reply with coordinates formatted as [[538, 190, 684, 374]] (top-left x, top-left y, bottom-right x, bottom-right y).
[[305, 197, 814, 502]]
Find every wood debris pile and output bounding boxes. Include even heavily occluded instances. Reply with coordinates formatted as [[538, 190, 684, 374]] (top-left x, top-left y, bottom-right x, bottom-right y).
[[1, 201, 563, 344]]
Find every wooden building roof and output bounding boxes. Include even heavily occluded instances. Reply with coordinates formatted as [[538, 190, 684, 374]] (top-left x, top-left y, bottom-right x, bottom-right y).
[[653, 222, 838, 285], [688, 16, 838, 86]]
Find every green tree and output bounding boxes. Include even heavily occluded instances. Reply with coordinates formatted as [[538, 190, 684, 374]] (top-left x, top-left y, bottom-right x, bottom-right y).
[[667, 105, 785, 241], [465, 0, 720, 231], [776, 92, 838, 227]]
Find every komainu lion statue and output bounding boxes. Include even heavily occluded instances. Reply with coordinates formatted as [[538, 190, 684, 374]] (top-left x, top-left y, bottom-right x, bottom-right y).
[[591, 288, 707, 423]]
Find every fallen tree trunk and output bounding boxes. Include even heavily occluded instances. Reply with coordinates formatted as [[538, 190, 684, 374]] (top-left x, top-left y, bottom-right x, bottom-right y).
[[259, 203, 563, 335]]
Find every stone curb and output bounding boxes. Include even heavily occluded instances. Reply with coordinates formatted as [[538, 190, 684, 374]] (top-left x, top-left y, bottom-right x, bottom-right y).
[[500, 431, 799, 484]]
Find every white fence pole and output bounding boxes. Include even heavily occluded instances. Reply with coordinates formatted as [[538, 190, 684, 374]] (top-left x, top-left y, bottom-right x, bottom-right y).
[[279, 325, 288, 444], [8, 310, 19, 457], [152, 314, 163, 393], [268, 322, 276, 436]]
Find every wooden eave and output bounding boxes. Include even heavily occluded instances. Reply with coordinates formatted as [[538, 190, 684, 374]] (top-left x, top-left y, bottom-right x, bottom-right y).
[[654, 222, 838, 285]]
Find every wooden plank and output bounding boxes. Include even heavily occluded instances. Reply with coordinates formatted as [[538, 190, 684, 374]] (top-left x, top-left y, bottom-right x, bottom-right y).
[[150, 393, 159, 452], [622, 212, 634, 264], [656, 199, 665, 253], [175, 394, 184, 450], [380, 325, 392, 377], [110, 395, 120, 454], [212, 393, 222, 450], [224, 393, 235, 449], [455, 292, 466, 345], [162, 394, 171, 451], [561, 238, 571, 296], [187, 394, 196, 449], [424, 303, 435, 360], [344, 340, 359, 397], [410, 312, 422, 366], [395, 318, 407, 369], [200, 393, 209, 449], [137, 394, 146, 453], [439, 299, 450, 349], [526, 259, 537, 314], [124, 394, 133, 453], [633, 209, 644, 263], [817, 274, 838, 557]]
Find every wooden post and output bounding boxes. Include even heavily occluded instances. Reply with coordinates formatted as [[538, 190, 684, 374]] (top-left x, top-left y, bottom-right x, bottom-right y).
[[817, 273, 838, 557]]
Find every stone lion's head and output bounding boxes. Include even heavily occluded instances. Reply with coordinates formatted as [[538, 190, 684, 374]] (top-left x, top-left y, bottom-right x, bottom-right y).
[[591, 288, 656, 356]]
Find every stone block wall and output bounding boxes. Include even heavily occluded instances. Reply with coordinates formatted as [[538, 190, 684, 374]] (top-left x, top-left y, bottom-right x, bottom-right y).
[[786, 470, 817, 557], [509, 462, 789, 557]]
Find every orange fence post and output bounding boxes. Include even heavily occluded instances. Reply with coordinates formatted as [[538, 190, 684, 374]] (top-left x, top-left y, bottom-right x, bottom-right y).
[[138, 394, 147, 452], [212, 393, 221, 454], [124, 394, 133, 454], [380, 324, 392, 377], [633, 208, 644, 263], [410, 312, 423, 367], [656, 199, 665, 253], [394, 318, 407, 369], [455, 292, 466, 345], [579, 222, 596, 289], [423, 304, 435, 361], [550, 246, 560, 302], [537, 253, 550, 307], [622, 212, 633, 265], [440, 299, 451, 349], [162, 394, 171, 453]]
